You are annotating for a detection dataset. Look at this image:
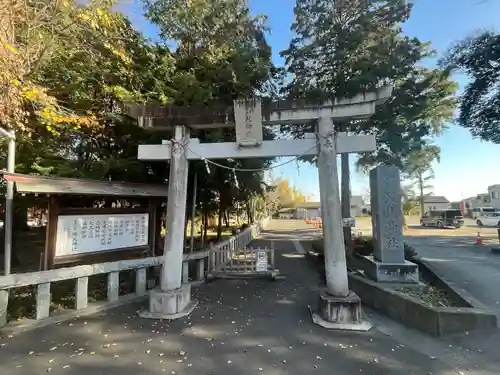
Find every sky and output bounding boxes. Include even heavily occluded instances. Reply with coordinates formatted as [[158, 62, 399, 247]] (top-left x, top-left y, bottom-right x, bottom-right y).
[[123, 0, 500, 203]]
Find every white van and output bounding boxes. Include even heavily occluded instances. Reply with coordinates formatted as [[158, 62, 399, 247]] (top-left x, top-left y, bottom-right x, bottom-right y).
[[471, 207, 499, 219]]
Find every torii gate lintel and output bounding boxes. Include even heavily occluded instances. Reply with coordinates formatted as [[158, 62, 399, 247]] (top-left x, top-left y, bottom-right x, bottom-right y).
[[137, 132, 376, 161]]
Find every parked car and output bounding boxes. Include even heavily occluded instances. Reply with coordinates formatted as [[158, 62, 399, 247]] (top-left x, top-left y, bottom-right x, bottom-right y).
[[471, 207, 499, 219], [476, 212, 500, 227], [420, 209, 464, 228]]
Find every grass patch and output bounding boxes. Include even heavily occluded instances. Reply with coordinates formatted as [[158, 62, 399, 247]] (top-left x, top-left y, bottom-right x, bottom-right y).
[[396, 285, 456, 308]]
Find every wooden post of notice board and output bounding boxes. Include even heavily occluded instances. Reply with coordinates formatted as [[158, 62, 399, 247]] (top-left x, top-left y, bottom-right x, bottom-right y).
[[44, 196, 58, 270]]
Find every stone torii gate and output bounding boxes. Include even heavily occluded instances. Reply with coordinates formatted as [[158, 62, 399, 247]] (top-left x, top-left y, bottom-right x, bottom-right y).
[[125, 85, 392, 330]]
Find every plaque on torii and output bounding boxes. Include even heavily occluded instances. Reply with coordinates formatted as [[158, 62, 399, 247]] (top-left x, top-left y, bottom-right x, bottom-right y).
[[124, 85, 393, 330]]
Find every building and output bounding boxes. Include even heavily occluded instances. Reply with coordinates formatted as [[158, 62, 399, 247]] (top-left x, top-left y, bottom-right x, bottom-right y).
[[280, 197, 366, 220], [419, 196, 450, 213], [350, 195, 365, 217], [488, 185, 500, 209], [461, 193, 491, 210], [294, 202, 321, 220], [278, 208, 295, 219]]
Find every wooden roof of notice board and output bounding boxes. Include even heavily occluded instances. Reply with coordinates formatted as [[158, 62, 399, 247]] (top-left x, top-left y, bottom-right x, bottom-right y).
[[2, 173, 169, 197]]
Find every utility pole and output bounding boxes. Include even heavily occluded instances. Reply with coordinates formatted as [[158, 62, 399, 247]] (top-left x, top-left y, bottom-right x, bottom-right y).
[[0, 127, 15, 327], [0, 128, 16, 276]]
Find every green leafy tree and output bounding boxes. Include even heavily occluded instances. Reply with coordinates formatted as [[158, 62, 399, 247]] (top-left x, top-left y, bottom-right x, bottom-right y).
[[356, 67, 457, 169], [143, 0, 277, 235], [281, 0, 456, 242], [144, 0, 272, 104], [441, 31, 500, 143], [404, 145, 440, 214]]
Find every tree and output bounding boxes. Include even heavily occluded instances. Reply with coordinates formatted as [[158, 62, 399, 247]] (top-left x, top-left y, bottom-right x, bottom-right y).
[[144, 0, 272, 104], [265, 178, 306, 215], [1, 0, 132, 134], [400, 183, 416, 228], [441, 31, 500, 143], [1, 1, 171, 234], [1, 0, 278, 250], [143, 0, 277, 238], [356, 67, 457, 170], [281, 0, 455, 244], [404, 145, 440, 214]]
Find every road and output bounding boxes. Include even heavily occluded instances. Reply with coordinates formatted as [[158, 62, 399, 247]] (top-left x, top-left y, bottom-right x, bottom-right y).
[[355, 216, 500, 319]]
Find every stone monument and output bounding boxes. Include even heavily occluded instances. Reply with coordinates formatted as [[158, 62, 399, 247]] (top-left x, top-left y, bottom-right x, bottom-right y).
[[364, 166, 419, 283]]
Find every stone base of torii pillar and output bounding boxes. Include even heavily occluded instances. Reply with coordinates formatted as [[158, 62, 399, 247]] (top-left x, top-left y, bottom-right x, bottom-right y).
[[139, 284, 198, 320], [311, 289, 372, 331]]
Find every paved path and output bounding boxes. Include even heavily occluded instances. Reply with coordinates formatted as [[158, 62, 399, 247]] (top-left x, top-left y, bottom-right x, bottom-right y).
[[0, 220, 459, 375]]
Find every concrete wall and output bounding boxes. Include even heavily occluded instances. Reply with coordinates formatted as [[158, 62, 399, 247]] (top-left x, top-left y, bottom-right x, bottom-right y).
[[348, 273, 497, 336]]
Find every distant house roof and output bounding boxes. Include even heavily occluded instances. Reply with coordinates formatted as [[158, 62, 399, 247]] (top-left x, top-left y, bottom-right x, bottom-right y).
[[278, 208, 295, 214], [295, 202, 321, 209], [462, 193, 490, 202], [423, 196, 449, 204]]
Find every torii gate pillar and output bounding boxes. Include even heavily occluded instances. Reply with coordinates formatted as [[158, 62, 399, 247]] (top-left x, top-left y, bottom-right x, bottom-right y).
[[139, 125, 198, 320], [312, 117, 372, 331]]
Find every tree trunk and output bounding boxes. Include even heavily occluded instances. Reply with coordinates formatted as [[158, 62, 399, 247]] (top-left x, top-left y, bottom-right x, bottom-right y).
[[418, 172, 425, 215], [223, 210, 229, 228], [202, 206, 208, 246], [216, 204, 223, 241], [401, 196, 408, 230], [246, 201, 254, 224], [341, 153, 352, 246]]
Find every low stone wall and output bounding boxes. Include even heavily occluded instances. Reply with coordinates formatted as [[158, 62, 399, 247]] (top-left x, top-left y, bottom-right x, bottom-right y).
[[348, 273, 497, 336]]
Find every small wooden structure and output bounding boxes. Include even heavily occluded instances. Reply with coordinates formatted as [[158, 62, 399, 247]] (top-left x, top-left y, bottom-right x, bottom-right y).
[[207, 242, 278, 280], [3, 173, 167, 270]]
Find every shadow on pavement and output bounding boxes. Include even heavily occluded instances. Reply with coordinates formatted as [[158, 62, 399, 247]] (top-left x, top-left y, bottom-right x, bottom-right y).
[[0, 227, 459, 375]]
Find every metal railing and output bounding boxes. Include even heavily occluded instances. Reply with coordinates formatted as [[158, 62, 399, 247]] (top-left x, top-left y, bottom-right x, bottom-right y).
[[0, 218, 270, 329]]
